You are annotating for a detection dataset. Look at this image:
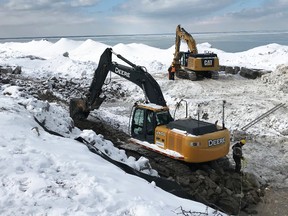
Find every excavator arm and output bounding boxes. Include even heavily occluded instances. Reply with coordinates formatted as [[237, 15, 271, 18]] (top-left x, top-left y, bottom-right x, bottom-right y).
[[70, 48, 167, 119], [177, 24, 198, 54], [173, 24, 198, 66]]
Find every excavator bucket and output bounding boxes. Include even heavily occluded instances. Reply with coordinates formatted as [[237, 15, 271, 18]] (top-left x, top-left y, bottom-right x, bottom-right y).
[[69, 98, 90, 120]]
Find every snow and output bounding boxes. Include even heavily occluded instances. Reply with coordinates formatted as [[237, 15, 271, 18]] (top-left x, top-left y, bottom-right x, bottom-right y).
[[0, 88, 216, 216], [218, 43, 288, 70], [1, 38, 288, 215], [129, 138, 185, 159]]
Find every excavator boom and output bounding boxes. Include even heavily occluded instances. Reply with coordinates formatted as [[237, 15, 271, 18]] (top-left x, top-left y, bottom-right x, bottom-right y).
[[173, 25, 198, 66], [70, 48, 167, 120]]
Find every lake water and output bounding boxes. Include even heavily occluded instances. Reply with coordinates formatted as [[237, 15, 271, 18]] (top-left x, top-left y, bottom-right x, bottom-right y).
[[1, 31, 287, 53]]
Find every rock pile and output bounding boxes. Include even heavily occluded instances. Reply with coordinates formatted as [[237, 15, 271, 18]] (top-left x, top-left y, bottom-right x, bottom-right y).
[[176, 165, 266, 215], [220, 65, 272, 79]]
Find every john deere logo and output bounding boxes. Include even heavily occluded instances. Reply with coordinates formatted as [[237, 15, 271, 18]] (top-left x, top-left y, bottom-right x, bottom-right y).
[[208, 138, 225, 147], [115, 67, 130, 78]]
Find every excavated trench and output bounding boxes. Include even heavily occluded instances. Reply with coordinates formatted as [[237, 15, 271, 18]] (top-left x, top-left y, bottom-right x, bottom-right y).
[[0, 67, 268, 215]]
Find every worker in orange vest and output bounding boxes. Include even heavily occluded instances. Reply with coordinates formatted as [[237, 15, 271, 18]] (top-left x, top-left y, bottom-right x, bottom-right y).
[[168, 64, 176, 80]]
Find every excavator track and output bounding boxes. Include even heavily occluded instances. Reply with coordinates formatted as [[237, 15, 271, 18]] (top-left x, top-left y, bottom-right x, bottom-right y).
[[176, 69, 219, 81], [73, 116, 265, 215], [211, 71, 219, 80], [176, 69, 197, 81]]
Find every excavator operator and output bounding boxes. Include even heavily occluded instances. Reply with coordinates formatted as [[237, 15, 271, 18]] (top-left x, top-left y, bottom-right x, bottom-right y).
[[168, 64, 176, 80]]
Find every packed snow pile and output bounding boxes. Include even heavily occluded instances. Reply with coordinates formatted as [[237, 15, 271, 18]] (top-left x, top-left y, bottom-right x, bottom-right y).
[[217, 43, 288, 70], [1, 84, 158, 176], [261, 63, 288, 93]]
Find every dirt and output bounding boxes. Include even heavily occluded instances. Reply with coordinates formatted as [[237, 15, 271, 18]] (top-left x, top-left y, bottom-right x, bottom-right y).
[[252, 187, 288, 216]]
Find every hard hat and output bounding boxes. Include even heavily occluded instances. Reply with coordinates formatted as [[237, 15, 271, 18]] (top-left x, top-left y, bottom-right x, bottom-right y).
[[240, 139, 246, 145]]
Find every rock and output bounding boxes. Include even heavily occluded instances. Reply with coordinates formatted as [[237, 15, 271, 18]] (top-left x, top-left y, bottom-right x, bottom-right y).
[[205, 177, 218, 189], [219, 65, 226, 71], [280, 128, 288, 136], [188, 179, 202, 191], [176, 176, 190, 186], [234, 66, 240, 73], [244, 206, 258, 215], [240, 67, 262, 79], [0, 67, 13, 74], [245, 173, 261, 188], [215, 186, 222, 194], [63, 52, 69, 57], [209, 172, 220, 183], [217, 196, 241, 215], [221, 65, 271, 79], [13, 66, 22, 74], [225, 66, 235, 74], [188, 175, 198, 183], [195, 169, 208, 176], [223, 187, 233, 196]]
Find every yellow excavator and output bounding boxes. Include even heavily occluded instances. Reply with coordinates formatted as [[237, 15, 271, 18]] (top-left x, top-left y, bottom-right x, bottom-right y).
[[70, 48, 230, 163], [172, 25, 220, 80]]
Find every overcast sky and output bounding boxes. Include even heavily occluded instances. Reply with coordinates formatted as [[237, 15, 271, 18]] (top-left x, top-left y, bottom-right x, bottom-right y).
[[0, 0, 287, 38]]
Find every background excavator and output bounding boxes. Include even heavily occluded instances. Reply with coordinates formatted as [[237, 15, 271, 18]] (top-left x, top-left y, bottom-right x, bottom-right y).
[[172, 25, 220, 80], [70, 48, 230, 163]]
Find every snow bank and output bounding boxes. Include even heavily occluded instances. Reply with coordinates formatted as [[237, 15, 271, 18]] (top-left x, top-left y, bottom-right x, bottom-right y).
[[261, 63, 288, 93]]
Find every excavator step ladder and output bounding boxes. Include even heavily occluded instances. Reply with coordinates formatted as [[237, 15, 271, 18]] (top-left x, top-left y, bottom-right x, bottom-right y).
[[241, 103, 285, 131]]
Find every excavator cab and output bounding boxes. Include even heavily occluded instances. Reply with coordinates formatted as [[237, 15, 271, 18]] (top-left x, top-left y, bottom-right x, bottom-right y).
[[131, 103, 173, 143]]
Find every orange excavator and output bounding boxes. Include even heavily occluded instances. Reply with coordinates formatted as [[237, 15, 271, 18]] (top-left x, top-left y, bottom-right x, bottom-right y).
[[70, 48, 230, 163], [172, 25, 220, 80]]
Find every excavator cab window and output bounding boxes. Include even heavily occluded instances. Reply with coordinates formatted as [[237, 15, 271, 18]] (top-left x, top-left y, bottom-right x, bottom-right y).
[[180, 52, 189, 67], [132, 108, 145, 136], [146, 110, 154, 135], [131, 107, 157, 143], [155, 111, 173, 126]]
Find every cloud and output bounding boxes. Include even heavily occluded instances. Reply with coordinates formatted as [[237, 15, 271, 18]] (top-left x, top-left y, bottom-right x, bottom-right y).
[[2, 0, 101, 11], [3, 0, 65, 11], [109, 0, 288, 33], [115, 0, 231, 17], [205, 0, 288, 31], [0, 0, 287, 37], [227, 0, 288, 19], [71, 0, 101, 7]]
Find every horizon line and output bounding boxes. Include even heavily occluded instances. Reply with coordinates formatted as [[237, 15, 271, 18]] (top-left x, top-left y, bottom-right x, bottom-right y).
[[1, 30, 288, 41]]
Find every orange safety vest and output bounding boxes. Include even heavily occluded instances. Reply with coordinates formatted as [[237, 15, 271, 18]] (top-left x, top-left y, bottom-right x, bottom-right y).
[[171, 66, 176, 73]]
